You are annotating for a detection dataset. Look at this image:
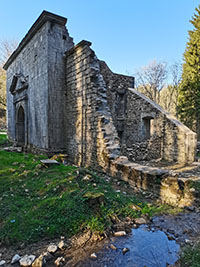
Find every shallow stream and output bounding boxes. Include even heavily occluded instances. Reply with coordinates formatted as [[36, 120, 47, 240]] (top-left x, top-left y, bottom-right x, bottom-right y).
[[76, 225, 180, 267]]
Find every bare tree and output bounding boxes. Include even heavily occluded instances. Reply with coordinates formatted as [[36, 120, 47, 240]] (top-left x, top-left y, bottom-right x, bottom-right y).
[[0, 39, 18, 111], [135, 60, 168, 104], [0, 39, 18, 65], [160, 62, 182, 116]]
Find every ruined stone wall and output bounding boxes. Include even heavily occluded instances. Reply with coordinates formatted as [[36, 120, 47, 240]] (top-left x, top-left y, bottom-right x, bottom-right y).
[[65, 41, 120, 169], [98, 61, 196, 163], [124, 89, 197, 163], [99, 61, 134, 137]]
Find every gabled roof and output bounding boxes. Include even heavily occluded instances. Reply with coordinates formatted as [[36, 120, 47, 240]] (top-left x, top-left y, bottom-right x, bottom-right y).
[[3, 11, 67, 70]]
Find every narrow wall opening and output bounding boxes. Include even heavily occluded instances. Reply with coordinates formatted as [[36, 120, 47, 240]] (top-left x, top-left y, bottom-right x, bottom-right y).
[[142, 116, 154, 139], [16, 106, 25, 145]]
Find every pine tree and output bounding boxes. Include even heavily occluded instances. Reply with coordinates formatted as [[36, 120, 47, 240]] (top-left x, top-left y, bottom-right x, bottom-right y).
[[178, 5, 200, 139]]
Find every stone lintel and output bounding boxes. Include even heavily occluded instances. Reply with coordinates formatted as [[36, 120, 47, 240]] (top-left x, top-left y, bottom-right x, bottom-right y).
[[65, 40, 92, 57], [3, 10, 67, 70]]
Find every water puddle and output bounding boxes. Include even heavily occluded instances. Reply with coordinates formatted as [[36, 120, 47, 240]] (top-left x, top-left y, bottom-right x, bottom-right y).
[[77, 225, 179, 267]]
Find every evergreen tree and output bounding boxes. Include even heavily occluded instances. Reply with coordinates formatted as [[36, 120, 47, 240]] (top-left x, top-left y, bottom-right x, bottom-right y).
[[178, 5, 200, 138]]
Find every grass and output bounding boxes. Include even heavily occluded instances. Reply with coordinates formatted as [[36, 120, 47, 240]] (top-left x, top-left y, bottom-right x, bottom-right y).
[[0, 133, 11, 147], [0, 135, 174, 246], [180, 243, 200, 267]]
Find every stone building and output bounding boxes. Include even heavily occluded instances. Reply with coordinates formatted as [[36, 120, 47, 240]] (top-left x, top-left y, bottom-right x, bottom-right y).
[[4, 11, 197, 174]]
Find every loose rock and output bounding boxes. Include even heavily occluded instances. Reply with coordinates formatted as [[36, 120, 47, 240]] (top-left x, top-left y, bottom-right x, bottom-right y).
[[58, 240, 65, 250], [114, 231, 126, 237], [54, 257, 65, 266], [122, 247, 130, 255], [32, 255, 44, 267], [11, 254, 21, 264], [47, 244, 58, 253], [19, 255, 36, 267], [90, 253, 97, 259], [134, 217, 147, 224], [110, 244, 117, 250], [0, 260, 6, 266]]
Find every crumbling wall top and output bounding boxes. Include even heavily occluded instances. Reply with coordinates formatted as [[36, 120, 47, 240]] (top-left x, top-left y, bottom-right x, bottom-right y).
[[3, 10, 67, 70]]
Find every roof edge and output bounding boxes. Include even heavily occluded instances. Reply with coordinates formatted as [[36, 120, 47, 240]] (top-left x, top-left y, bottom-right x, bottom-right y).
[[3, 11, 67, 70]]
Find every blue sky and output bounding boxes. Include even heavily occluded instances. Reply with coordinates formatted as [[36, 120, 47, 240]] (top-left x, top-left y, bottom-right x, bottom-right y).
[[0, 0, 199, 75]]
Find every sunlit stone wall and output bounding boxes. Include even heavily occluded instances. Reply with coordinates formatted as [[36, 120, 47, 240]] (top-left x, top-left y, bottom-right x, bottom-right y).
[[65, 41, 120, 169]]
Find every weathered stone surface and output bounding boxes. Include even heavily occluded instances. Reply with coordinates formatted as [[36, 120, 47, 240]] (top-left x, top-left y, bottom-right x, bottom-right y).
[[32, 255, 44, 267], [58, 240, 65, 250], [19, 255, 36, 266], [47, 244, 58, 253], [11, 254, 21, 264]]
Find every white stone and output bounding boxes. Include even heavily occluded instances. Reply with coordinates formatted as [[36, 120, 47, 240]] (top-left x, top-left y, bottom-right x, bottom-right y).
[[19, 255, 36, 266], [134, 217, 147, 224], [90, 253, 97, 259], [0, 260, 6, 266], [11, 254, 21, 264], [47, 244, 58, 253], [114, 231, 126, 237], [40, 159, 59, 165], [122, 247, 130, 254]]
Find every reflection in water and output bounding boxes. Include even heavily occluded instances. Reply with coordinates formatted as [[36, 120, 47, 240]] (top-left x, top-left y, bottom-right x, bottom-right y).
[[78, 225, 179, 267]]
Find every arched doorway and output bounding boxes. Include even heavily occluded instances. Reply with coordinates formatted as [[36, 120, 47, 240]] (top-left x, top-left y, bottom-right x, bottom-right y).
[[16, 106, 25, 145]]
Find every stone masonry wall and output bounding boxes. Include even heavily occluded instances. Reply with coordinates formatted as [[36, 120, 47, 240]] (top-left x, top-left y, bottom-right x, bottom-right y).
[[65, 41, 120, 169], [124, 89, 197, 163], [99, 61, 134, 137], [5, 12, 74, 153], [6, 22, 49, 149], [47, 22, 74, 151]]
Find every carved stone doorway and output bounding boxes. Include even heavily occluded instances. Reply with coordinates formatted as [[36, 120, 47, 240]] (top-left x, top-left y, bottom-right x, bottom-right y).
[[16, 106, 25, 145]]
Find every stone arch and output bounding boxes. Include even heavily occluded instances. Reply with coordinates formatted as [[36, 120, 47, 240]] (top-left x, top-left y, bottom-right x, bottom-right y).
[[16, 105, 25, 145]]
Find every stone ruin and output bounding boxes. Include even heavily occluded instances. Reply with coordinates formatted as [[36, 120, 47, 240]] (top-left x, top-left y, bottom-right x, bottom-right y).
[[3, 11, 198, 206]]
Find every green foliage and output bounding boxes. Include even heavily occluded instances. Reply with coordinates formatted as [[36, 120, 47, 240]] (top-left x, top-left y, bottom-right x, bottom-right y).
[[178, 5, 200, 137], [0, 147, 162, 245], [0, 134, 11, 147]]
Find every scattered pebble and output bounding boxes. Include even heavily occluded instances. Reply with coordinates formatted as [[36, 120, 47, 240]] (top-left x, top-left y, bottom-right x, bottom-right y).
[[114, 231, 126, 237], [55, 257, 65, 266], [0, 260, 6, 266], [122, 247, 130, 255], [32, 255, 44, 267], [58, 240, 65, 250], [47, 244, 58, 253], [11, 254, 21, 264], [110, 244, 117, 250], [134, 217, 147, 224], [90, 253, 97, 259], [19, 255, 36, 267]]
